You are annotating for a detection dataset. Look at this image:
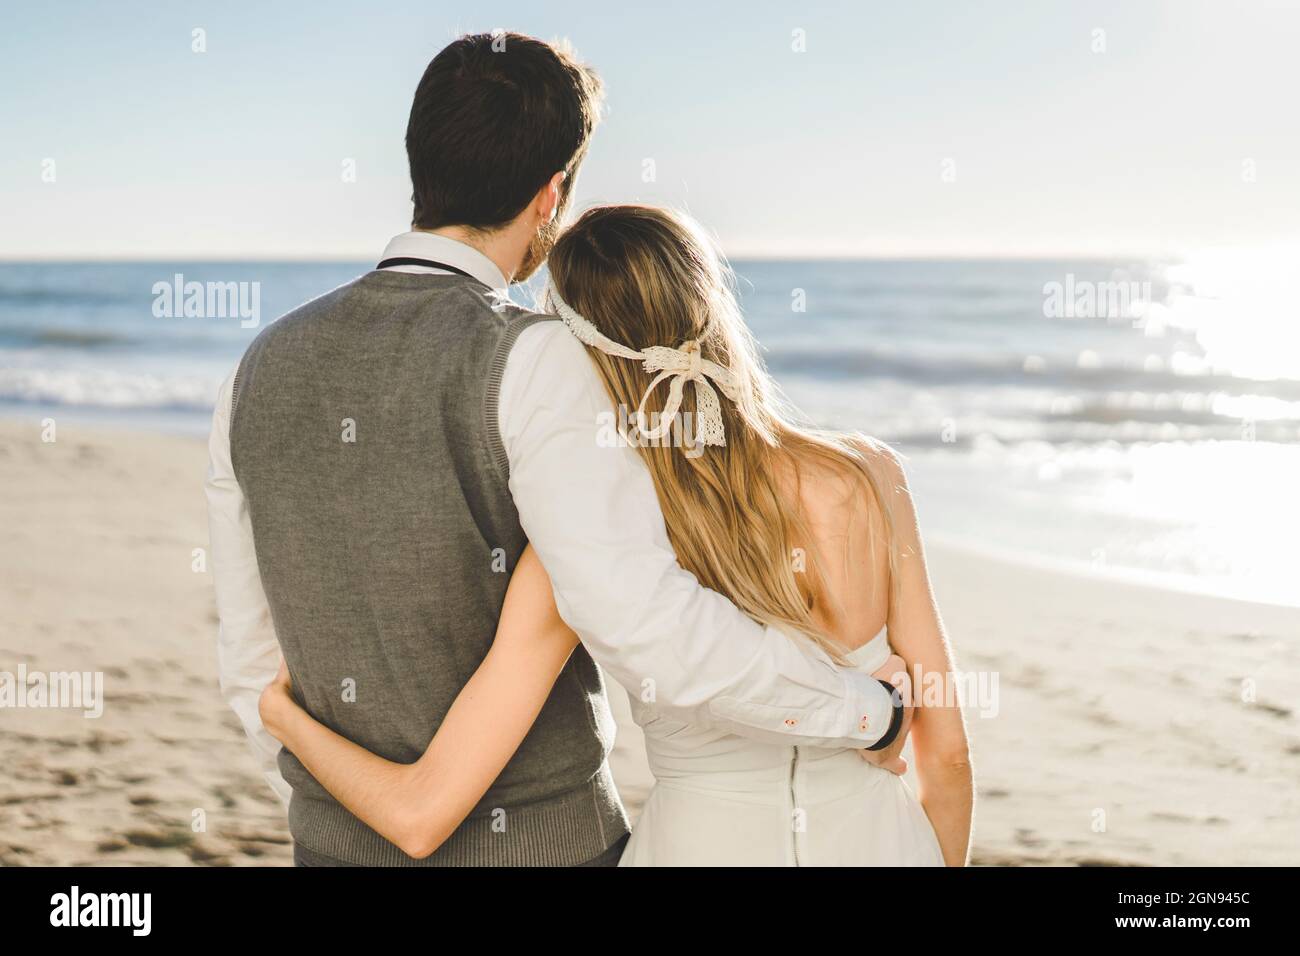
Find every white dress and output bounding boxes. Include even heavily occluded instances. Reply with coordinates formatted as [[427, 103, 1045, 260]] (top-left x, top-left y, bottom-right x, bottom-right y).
[[619, 627, 944, 867]]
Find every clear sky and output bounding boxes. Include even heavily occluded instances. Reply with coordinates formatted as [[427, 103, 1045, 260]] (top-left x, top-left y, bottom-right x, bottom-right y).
[[3, 0, 1298, 259]]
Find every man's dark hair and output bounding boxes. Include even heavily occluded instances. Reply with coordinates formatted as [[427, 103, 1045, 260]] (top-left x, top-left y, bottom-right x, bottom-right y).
[[406, 32, 604, 231]]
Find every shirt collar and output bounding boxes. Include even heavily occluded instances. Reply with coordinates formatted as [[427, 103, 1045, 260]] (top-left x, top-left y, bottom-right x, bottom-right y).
[[378, 231, 510, 290]]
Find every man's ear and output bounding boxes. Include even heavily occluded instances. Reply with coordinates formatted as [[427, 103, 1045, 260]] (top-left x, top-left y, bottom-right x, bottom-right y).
[[536, 171, 567, 224]]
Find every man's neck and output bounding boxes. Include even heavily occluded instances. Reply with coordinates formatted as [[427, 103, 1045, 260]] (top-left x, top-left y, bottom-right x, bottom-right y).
[[418, 225, 525, 284]]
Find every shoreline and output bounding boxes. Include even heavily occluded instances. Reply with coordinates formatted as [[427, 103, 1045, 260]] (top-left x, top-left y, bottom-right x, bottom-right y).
[[925, 531, 1300, 613], [7, 408, 1295, 610], [2, 419, 1297, 866]]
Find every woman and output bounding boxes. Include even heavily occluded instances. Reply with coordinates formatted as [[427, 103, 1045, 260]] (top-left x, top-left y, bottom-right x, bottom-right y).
[[259, 205, 973, 866]]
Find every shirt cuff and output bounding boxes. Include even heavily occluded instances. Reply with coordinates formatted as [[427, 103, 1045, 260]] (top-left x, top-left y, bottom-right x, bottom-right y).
[[707, 669, 898, 748]]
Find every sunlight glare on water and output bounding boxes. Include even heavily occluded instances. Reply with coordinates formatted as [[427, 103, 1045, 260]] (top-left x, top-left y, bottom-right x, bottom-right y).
[[1160, 246, 1300, 383]]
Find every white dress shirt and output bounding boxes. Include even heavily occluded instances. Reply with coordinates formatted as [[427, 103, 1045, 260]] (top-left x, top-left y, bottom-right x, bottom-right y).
[[205, 231, 896, 804]]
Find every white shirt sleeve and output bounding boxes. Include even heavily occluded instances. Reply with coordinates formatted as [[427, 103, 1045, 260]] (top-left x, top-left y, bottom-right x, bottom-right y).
[[498, 322, 896, 749], [204, 368, 292, 807]]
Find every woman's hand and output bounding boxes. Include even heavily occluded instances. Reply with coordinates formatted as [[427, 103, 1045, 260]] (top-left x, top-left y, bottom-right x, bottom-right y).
[[258, 658, 297, 743]]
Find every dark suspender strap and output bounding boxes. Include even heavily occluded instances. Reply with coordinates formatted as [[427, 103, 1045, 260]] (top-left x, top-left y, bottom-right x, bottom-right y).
[[375, 257, 477, 280]]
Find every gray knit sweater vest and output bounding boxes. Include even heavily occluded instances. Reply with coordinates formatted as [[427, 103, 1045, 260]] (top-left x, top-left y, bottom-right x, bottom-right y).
[[229, 270, 628, 866]]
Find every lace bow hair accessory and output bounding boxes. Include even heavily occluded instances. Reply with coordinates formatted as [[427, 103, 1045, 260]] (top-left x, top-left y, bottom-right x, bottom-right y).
[[547, 288, 742, 447]]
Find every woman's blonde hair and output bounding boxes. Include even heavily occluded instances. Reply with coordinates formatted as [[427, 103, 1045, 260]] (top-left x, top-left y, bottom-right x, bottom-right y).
[[546, 204, 897, 662]]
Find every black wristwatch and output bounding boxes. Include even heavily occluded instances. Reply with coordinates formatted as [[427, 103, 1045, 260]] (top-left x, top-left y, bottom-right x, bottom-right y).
[[864, 679, 905, 752]]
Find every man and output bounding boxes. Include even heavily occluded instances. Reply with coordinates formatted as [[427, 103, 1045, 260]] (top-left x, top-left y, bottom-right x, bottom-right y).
[[205, 31, 905, 868]]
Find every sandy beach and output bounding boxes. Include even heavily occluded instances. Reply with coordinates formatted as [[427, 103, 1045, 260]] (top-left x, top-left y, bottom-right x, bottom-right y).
[[1, 418, 1297, 866]]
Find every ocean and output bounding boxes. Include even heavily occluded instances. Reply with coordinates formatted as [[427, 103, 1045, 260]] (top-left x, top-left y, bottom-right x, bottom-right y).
[[2, 258, 1297, 607]]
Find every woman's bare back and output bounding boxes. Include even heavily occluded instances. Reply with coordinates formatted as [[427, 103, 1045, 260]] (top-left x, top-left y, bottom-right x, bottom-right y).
[[775, 447, 893, 654]]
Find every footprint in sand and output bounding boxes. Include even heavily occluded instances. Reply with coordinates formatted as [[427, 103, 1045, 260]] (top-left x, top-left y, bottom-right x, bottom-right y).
[[1149, 810, 1229, 825], [1014, 827, 1044, 847], [1249, 701, 1292, 719]]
